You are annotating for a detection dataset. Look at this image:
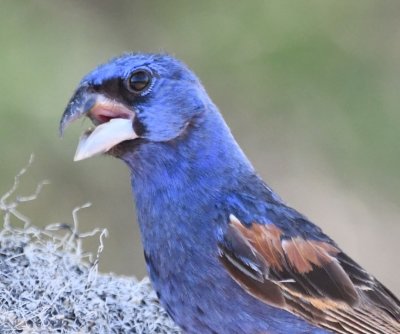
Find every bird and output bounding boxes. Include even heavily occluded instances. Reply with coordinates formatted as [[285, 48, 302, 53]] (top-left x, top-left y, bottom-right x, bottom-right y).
[[60, 53, 400, 334]]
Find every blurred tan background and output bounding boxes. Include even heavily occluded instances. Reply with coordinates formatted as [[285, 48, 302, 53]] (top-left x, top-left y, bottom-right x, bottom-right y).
[[0, 1, 399, 295]]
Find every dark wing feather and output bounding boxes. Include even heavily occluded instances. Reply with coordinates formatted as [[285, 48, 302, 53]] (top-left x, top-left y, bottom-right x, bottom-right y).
[[219, 214, 400, 334]]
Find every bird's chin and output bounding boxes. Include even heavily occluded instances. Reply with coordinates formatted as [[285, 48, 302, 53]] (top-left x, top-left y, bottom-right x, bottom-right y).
[[106, 138, 145, 159]]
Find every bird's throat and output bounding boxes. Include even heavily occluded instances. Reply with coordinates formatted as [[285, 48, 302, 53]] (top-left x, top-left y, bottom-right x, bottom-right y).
[[126, 109, 254, 247], [128, 110, 253, 201]]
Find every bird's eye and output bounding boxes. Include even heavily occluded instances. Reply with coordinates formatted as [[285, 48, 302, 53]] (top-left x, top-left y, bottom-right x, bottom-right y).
[[127, 70, 152, 94]]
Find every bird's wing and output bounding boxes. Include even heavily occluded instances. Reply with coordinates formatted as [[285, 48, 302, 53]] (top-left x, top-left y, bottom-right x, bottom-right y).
[[219, 214, 400, 334]]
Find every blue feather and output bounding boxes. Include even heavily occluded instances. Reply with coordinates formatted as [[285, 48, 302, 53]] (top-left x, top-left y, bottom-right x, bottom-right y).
[[62, 53, 399, 334]]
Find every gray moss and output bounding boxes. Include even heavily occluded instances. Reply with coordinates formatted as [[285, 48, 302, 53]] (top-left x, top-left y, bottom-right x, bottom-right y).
[[0, 157, 181, 334]]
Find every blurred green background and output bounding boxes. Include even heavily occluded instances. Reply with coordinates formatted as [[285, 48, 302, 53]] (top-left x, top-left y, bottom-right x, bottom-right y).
[[1, 1, 399, 295]]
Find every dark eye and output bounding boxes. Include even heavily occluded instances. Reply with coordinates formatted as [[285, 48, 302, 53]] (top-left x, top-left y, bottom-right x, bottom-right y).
[[127, 70, 152, 93]]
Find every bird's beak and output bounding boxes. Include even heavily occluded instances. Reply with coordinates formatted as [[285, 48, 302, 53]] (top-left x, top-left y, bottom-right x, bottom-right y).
[[60, 86, 138, 161]]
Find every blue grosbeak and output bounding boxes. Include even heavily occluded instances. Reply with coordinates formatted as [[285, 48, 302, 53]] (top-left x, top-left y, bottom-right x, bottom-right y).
[[60, 53, 399, 334]]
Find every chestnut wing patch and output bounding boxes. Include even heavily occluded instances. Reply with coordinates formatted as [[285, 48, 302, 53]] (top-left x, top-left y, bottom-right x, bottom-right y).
[[219, 215, 400, 334]]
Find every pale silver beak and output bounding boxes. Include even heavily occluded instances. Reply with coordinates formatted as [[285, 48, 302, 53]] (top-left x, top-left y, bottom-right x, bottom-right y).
[[60, 89, 138, 161]]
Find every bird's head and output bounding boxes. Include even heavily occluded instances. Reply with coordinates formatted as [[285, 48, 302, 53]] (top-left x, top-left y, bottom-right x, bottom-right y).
[[60, 53, 210, 161]]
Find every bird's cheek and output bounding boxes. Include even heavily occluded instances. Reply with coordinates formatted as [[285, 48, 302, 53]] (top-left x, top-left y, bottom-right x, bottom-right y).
[[133, 107, 192, 142]]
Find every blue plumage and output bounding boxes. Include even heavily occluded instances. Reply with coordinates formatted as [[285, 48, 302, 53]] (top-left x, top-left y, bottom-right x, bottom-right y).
[[60, 53, 400, 334]]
